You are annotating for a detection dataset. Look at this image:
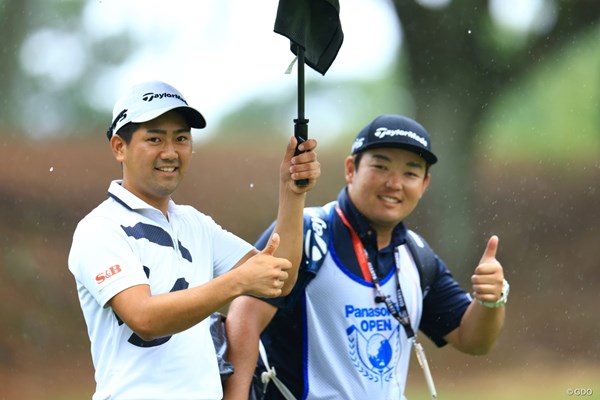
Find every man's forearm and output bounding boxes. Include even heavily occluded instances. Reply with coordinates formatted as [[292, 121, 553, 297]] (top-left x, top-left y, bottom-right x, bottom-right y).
[[452, 301, 505, 355], [222, 322, 260, 400], [224, 297, 277, 400], [272, 190, 306, 294]]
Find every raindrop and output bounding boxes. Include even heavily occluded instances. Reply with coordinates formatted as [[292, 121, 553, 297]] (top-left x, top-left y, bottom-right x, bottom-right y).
[[49, 166, 54, 172]]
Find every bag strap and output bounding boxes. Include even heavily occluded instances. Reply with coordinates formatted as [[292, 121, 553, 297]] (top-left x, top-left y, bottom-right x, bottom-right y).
[[302, 201, 335, 274], [258, 340, 297, 400], [404, 230, 438, 296]]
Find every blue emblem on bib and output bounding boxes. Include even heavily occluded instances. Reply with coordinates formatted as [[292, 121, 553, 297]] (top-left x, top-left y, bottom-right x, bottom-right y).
[[347, 324, 399, 383], [367, 333, 392, 368]]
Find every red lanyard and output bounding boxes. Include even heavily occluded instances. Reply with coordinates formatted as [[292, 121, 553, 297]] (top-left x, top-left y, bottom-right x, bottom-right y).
[[334, 204, 372, 282]]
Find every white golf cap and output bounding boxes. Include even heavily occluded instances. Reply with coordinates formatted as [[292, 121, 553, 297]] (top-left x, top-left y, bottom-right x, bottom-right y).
[[107, 80, 206, 139]]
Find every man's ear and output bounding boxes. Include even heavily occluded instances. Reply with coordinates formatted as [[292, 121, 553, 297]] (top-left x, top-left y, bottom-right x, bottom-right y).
[[344, 155, 356, 184], [421, 172, 432, 197], [110, 134, 126, 163]]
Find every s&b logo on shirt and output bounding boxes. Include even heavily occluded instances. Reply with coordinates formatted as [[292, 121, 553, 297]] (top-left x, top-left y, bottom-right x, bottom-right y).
[[95, 264, 123, 284]]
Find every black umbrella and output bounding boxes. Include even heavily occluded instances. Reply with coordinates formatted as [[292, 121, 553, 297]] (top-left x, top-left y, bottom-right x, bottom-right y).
[[274, 0, 344, 185]]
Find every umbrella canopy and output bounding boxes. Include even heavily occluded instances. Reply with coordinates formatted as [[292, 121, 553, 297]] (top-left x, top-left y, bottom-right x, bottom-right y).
[[273, 0, 344, 185], [274, 0, 344, 75]]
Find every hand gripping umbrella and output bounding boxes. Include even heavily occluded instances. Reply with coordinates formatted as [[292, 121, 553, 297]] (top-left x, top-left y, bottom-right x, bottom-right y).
[[274, 0, 344, 186]]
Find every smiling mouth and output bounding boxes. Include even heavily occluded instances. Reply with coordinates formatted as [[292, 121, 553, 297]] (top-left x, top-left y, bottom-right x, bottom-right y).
[[157, 167, 176, 173], [380, 195, 400, 204]]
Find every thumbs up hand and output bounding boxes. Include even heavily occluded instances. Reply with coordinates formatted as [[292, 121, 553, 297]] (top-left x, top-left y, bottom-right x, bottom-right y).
[[471, 235, 505, 304], [239, 233, 292, 298]]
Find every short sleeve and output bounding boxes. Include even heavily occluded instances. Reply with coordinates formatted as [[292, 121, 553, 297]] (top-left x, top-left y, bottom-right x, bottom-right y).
[[199, 213, 255, 278], [419, 257, 472, 347], [68, 216, 150, 307]]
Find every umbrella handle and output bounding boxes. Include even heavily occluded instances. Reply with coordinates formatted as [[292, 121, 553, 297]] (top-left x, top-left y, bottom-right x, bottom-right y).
[[293, 118, 308, 187]]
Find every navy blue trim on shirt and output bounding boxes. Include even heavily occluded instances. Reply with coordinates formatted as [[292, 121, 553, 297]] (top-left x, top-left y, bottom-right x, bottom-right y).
[[178, 240, 192, 262], [121, 222, 193, 263], [109, 192, 133, 211], [122, 222, 174, 247]]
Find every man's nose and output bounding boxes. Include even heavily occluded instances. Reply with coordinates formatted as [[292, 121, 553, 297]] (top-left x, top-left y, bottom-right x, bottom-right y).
[[161, 139, 177, 159], [385, 172, 403, 189]]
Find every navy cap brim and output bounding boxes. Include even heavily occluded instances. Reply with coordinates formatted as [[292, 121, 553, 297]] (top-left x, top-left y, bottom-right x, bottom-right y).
[[356, 142, 437, 164]]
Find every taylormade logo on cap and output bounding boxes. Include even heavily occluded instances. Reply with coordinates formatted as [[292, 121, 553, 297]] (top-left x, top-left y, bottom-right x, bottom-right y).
[[141, 91, 188, 104], [374, 127, 428, 148]]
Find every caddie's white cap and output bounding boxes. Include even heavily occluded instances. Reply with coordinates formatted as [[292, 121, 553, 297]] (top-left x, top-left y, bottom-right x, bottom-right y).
[[107, 80, 206, 139]]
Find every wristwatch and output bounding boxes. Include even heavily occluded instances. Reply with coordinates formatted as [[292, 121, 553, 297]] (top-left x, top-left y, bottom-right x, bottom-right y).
[[478, 279, 510, 308]]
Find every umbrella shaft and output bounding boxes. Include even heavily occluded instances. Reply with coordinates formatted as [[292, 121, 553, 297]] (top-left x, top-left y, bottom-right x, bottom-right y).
[[297, 46, 305, 119]]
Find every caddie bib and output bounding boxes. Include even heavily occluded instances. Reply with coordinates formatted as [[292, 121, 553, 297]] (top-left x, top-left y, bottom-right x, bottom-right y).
[[302, 244, 423, 400]]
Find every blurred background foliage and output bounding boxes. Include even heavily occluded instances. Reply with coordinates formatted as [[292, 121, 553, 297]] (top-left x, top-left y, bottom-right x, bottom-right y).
[[0, 0, 599, 399]]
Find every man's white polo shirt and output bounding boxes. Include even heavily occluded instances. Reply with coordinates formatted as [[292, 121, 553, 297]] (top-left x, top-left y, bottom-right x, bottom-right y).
[[68, 180, 253, 400]]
